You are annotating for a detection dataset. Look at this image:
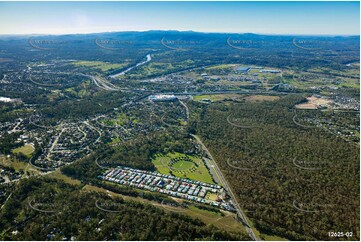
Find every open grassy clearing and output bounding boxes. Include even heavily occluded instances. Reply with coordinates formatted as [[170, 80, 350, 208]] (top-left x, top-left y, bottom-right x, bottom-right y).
[[45, 169, 82, 185], [63, 80, 93, 98], [126, 62, 174, 78], [12, 144, 35, 158], [282, 68, 360, 91], [309, 66, 360, 78], [244, 95, 280, 102], [205, 192, 219, 201], [171, 159, 194, 170], [185, 205, 246, 234], [152, 152, 215, 184], [205, 64, 236, 70], [83, 184, 168, 205], [125, 59, 196, 79], [73, 61, 128, 72], [216, 80, 256, 87], [193, 94, 245, 102], [153, 201, 246, 234], [100, 113, 138, 126], [0, 156, 39, 176]]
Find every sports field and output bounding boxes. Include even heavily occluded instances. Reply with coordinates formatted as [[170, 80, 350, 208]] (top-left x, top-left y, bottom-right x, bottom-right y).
[[152, 152, 215, 184], [171, 159, 194, 170]]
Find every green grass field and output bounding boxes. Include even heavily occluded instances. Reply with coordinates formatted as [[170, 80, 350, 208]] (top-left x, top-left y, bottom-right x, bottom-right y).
[[205, 64, 235, 69], [45, 169, 81, 185], [171, 159, 194, 170], [152, 152, 215, 184], [12, 144, 35, 158], [73, 61, 128, 72], [0, 155, 39, 176]]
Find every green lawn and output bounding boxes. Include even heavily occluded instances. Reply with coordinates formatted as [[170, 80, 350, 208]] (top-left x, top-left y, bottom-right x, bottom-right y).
[[12, 144, 35, 158], [152, 152, 215, 184], [171, 160, 194, 170]]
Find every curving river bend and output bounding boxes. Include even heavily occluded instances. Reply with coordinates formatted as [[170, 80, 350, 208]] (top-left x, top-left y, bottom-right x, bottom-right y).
[[110, 54, 151, 78]]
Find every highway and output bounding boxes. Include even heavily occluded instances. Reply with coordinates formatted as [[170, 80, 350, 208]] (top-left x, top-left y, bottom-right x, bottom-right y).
[[191, 134, 260, 241]]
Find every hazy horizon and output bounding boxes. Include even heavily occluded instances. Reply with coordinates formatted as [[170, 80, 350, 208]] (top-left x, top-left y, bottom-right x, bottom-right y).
[[0, 29, 360, 37], [0, 1, 359, 35]]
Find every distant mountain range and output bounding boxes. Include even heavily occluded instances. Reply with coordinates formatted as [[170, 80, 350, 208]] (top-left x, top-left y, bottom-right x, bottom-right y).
[[0, 30, 359, 39]]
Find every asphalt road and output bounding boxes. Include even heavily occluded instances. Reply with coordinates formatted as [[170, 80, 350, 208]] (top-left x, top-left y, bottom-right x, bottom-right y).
[[191, 134, 260, 241]]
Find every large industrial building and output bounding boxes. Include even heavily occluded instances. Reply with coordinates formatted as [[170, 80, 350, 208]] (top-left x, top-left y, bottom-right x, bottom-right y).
[[148, 94, 177, 102]]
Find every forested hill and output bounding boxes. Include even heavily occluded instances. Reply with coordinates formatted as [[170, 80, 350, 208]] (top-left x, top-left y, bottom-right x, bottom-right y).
[[191, 95, 360, 240], [0, 177, 249, 241], [0, 31, 359, 70]]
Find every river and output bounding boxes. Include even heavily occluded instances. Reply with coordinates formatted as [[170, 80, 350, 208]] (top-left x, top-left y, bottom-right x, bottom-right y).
[[110, 54, 151, 78]]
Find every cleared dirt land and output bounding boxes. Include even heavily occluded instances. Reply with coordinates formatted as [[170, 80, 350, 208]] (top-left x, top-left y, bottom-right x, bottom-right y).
[[295, 95, 333, 109]]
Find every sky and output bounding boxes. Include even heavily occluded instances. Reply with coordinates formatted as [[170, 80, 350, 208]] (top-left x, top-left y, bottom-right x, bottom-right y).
[[0, 1, 359, 35]]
